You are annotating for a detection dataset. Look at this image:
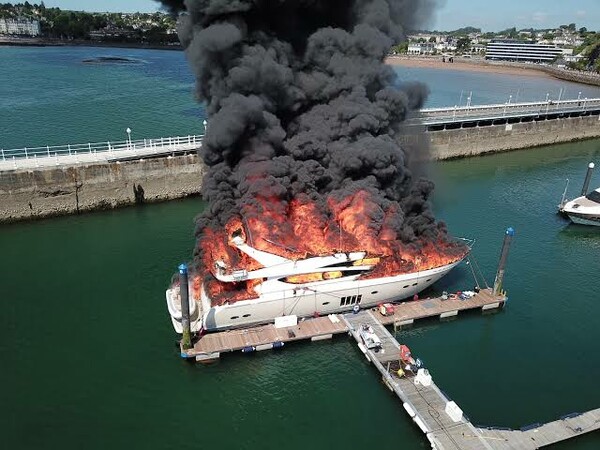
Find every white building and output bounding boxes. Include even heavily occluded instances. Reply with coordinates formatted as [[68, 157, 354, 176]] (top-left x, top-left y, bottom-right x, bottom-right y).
[[485, 40, 562, 63], [407, 42, 435, 55], [0, 18, 41, 36]]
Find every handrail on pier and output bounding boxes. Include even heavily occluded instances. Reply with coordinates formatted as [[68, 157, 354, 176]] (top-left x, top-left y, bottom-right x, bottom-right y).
[[412, 96, 600, 126], [1, 134, 204, 171]]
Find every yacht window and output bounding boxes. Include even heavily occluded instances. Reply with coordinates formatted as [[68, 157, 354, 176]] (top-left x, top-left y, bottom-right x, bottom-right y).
[[371, 290, 378, 294], [340, 297, 346, 306], [351, 295, 357, 304], [322, 301, 330, 306], [586, 190, 600, 204], [230, 316, 239, 320], [426, 279, 432, 282], [403, 285, 409, 288], [357, 294, 363, 303], [412, 283, 417, 286], [242, 314, 251, 318]]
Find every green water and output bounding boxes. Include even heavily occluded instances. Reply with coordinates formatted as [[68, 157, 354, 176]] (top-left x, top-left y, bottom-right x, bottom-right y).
[[2, 141, 599, 449], [1, 46, 599, 449]]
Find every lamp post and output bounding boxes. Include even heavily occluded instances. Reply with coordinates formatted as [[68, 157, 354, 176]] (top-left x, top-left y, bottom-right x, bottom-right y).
[[126, 127, 132, 149]]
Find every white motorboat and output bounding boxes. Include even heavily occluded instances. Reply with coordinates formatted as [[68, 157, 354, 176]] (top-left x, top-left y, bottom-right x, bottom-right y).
[[561, 188, 600, 226], [559, 162, 600, 226]]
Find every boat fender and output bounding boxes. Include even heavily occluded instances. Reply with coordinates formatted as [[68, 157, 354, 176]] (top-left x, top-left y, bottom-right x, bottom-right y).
[[272, 341, 285, 349], [242, 346, 256, 353], [353, 304, 360, 314]]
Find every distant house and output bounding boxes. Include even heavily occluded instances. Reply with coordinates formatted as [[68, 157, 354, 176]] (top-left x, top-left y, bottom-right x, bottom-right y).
[[485, 40, 562, 63], [0, 17, 41, 36], [407, 42, 435, 55]]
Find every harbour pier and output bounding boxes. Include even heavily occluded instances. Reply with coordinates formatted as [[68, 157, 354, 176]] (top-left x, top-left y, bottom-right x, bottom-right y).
[[343, 309, 600, 450], [181, 289, 599, 448]]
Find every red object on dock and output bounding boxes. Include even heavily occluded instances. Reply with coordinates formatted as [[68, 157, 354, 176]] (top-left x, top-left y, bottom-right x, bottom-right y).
[[379, 303, 395, 316], [400, 344, 412, 363]]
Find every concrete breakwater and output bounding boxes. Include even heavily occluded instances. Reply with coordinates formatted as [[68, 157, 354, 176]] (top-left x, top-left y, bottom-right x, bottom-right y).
[[429, 114, 600, 159], [1, 115, 599, 223], [0, 154, 204, 223]]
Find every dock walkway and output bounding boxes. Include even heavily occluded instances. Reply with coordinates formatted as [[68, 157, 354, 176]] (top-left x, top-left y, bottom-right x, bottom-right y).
[[182, 288, 505, 361], [342, 310, 600, 449]]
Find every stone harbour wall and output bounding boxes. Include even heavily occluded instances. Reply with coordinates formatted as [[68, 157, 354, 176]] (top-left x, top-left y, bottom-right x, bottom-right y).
[[429, 115, 600, 160], [1, 115, 599, 223], [0, 154, 205, 223]]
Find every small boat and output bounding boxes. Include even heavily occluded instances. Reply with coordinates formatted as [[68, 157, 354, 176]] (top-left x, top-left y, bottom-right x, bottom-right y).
[[561, 188, 600, 226], [559, 162, 600, 226], [359, 324, 382, 349]]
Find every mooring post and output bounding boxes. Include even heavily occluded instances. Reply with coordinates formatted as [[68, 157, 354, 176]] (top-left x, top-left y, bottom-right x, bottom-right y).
[[581, 162, 595, 196], [179, 263, 193, 349], [492, 227, 515, 296]]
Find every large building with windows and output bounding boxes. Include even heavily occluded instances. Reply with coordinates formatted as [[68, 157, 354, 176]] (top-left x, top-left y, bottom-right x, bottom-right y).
[[407, 42, 435, 55], [0, 18, 41, 36], [485, 40, 562, 63]]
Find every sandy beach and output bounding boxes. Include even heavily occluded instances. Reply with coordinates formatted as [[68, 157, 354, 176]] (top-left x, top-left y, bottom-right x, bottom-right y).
[[386, 56, 554, 79]]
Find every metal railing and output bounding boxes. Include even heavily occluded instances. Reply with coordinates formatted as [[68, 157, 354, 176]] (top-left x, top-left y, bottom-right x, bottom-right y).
[[1, 134, 203, 171], [414, 97, 600, 125]]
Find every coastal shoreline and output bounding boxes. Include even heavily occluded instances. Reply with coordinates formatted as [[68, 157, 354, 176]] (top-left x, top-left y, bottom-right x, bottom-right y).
[[0, 36, 182, 51], [387, 55, 600, 87], [386, 56, 553, 78], [3, 38, 599, 87]]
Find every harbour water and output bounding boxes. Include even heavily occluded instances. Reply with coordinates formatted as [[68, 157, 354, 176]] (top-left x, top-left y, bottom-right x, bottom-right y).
[[2, 46, 600, 149], [1, 46, 599, 449]]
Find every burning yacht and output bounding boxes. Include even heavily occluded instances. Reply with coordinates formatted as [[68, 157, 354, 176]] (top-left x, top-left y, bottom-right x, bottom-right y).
[[160, 0, 472, 336], [166, 226, 468, 333]]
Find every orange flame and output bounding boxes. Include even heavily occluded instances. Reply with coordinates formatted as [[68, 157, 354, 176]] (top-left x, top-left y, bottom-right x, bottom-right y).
[[197, 190, 468, 306]]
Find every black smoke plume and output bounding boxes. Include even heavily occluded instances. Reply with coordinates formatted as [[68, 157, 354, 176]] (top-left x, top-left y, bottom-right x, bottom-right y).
[[160, 1, 457, 268]]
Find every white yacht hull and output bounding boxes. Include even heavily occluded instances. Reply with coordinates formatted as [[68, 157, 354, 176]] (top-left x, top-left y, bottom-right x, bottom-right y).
[[561, 187, 600, 227], [199, 260, 462, 331], [565, 212, 600, 226], [166, 287, 203, 333]]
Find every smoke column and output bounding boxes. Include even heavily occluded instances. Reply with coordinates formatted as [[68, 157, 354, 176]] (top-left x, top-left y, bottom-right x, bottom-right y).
[[159, 1, 462, 280]]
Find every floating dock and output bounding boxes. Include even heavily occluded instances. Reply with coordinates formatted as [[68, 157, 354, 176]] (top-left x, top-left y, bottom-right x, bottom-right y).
[[181, 287, 505, 362], [175, 228, 598, 446], [185, 314, 348, 362], [343, 309, 600, 449], [180, 287, 599, 448]]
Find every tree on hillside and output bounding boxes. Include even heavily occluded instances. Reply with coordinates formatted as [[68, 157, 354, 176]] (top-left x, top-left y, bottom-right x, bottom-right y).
[[502, 27, 518, 39], [456, 37, 471, 53], [392, 41, 408, 54]]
